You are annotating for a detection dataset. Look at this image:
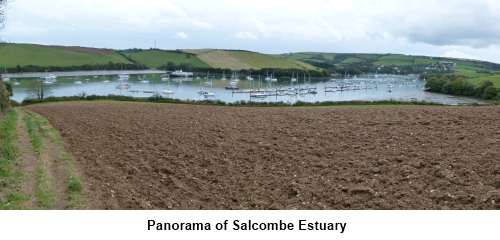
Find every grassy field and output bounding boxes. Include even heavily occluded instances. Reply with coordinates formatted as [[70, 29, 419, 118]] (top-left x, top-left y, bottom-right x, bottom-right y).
[[465, 74, 500, 87], [0, 43, 131, 68], [121, 49, 209, 69], [185, 49, 318, 70]]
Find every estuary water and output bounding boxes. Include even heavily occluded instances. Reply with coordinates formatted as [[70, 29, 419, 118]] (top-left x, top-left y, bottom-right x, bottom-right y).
[[7, 72, 484, 105]]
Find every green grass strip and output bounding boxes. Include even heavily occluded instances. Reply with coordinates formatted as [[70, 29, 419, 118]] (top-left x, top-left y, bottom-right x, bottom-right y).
[[23, 111, 56, 209], [0, 110, 27, 209]]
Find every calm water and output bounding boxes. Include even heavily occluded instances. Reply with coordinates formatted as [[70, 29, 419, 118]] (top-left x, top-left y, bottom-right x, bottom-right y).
[[8, 73, 484, 105]]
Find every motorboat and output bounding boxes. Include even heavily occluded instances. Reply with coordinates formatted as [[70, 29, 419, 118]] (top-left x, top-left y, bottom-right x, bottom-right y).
[[170, 70, 194, 78]]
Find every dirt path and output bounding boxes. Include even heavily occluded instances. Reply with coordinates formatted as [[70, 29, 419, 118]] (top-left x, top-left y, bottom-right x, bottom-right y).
[[16, 109, 83, 209], [15, 110, 38, 209]]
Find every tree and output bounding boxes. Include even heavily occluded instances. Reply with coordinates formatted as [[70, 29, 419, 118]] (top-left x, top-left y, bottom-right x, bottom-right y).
[[29, 79, 47, 101]]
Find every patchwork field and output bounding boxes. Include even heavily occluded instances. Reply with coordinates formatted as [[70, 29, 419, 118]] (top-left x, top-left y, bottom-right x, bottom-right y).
[[185, 49, 318, 70], [27, 102, 500, 210]]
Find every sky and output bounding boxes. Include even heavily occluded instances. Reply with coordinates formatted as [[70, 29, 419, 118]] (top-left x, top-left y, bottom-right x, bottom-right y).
[[1, 0, 500, 63]]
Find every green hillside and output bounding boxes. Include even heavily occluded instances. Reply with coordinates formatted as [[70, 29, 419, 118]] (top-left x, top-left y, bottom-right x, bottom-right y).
[[0, 43, 131, 68], [121, 49, 209, 69], [284, 52, 500, 71], [184, 49, 318, 71]]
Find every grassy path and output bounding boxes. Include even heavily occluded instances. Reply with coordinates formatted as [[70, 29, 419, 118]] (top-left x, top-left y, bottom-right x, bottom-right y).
[[0, 109, 84, 209]]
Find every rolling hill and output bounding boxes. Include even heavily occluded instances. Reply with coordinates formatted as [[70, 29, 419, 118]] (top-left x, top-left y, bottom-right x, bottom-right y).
[[0, 43, 131, 68], [1, 42, 498, 88], [121, 49, 209, 69], [183, 49, 318, 71], [283, 52, 500, 86]]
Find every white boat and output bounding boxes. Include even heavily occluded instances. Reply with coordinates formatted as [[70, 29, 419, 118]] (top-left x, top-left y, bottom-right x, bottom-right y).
[[74, 81, 83, 85], [43, 74, 57, 84], [170, 70, 193, 78], [140, 80, 150, 84], [250, 92, 267, 98], [1, 77, 10, 82], [161, 77, 169, 81], [163, 89, 175, 95], [204, 92, 215, 97], [118, 74, 129, 81], [13, 81, 20, 86], [246, 76, 254, 81], [103, 80, 111, 83]]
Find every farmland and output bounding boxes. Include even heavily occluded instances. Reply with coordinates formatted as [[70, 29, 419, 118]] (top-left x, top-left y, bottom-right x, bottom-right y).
[[184, 49, 318, 71], [121, 49, 209, 69], [0, 43, 131, 68], [22, 101, 500, 210]]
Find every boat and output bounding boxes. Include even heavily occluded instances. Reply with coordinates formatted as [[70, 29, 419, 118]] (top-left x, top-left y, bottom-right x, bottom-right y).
[[74, 81, 83, 85], [42, 74, 57, 84], [103, 80, 111, 83], [116, 83, 130, 90], [308, 89, 318, 94], [170, 70, 193, 78], [163, 89, 175, 95], [204, 92, 215, 97], [140, 80, 150, 84], [250, 92, 268, 98], [246, 75, 254, 81], [118, 74, 129, 81], [13, 81, 20, 86], [225, 85, 239, 90], [161, 77, 169, 81], [1, 77, 10, 82]]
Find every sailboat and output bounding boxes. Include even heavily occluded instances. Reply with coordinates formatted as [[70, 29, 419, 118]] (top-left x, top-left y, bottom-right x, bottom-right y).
[[291, 72, 298, 83]]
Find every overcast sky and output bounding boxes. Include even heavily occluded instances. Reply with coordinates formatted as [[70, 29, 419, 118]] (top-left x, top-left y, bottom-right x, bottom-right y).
[[1, 0, 500, 63]]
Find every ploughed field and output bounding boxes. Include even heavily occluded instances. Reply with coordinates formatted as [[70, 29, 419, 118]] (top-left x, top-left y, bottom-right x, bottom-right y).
[[28, 102, 500, 209]]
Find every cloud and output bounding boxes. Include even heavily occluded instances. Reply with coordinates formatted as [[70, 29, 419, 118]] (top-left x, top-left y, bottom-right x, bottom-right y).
[[235, 31, 258, 40], [174, 32, 188, 39], [2, 0, 500, 63]]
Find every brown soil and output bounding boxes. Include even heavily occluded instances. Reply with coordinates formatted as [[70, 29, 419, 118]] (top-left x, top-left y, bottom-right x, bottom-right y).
[[28, 102, 500, 210]]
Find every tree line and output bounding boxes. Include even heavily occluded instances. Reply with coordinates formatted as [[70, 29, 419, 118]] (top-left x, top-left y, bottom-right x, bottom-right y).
[[4, 62, 148, 73], [425, 74, 499, 100]]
